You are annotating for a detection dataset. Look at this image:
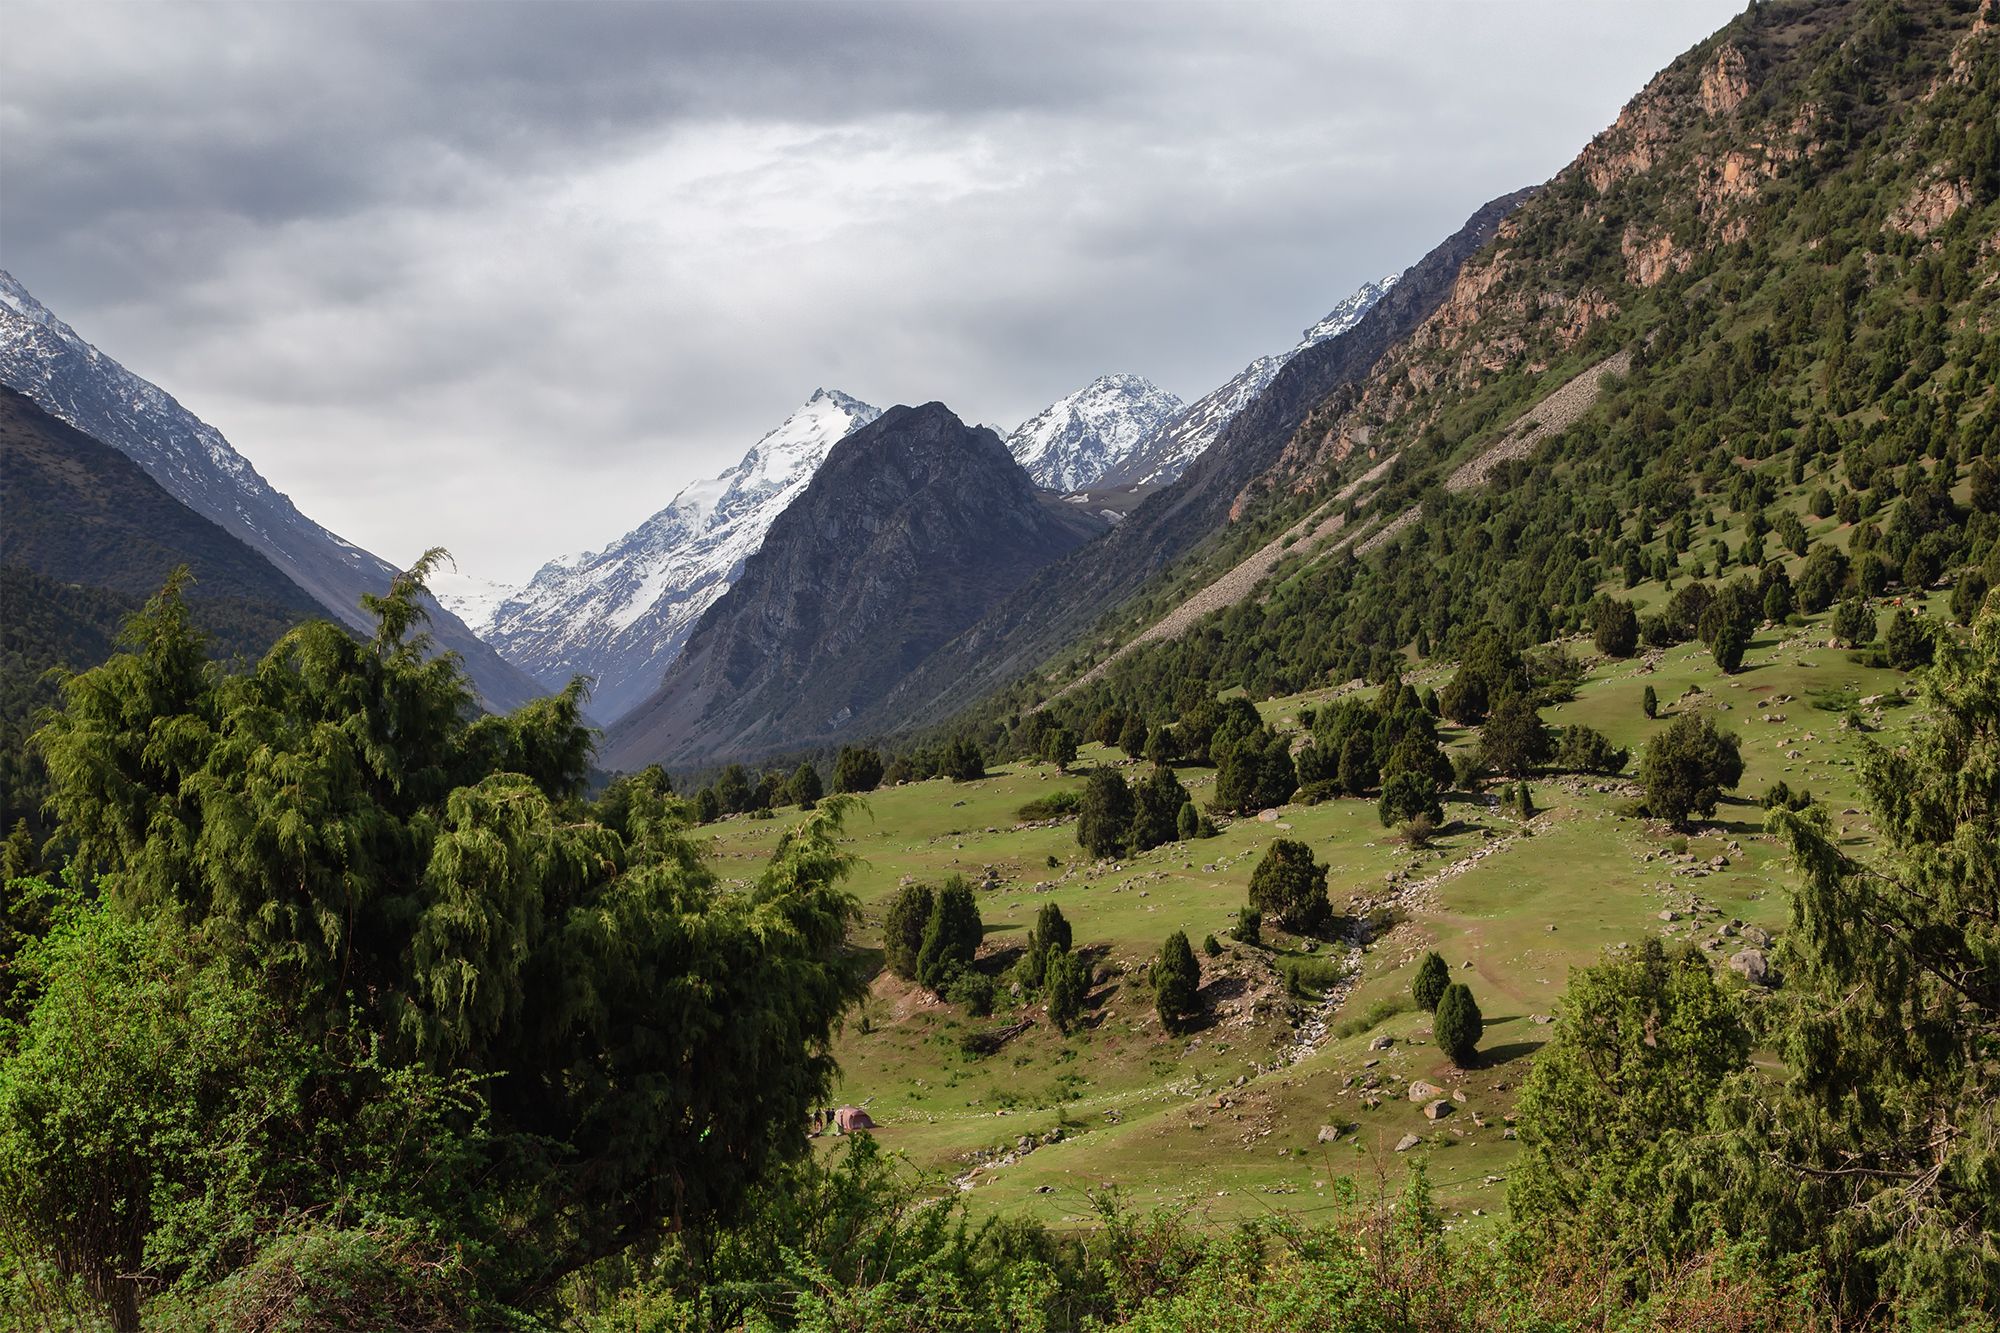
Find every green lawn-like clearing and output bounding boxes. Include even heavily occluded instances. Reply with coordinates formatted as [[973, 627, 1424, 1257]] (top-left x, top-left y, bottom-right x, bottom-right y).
[[701, 604, 1923, 1230]]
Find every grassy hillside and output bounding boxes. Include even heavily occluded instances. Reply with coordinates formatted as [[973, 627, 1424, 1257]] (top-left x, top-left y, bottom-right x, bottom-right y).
[[701, 591, 1933, 1230]]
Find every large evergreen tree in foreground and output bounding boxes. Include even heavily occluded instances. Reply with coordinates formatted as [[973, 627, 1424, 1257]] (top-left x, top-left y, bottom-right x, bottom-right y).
[[1750, 599, 2000, 1322], [1513, 603, 2000, 1328], [1, 559, 865, 1328]]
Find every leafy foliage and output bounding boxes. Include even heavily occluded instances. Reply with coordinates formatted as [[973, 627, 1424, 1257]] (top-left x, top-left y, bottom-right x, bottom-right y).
[[1749, 601, 2000, 1322], [1247, 838, 1330, 934], [1509, 941, 1750, 1278], [3, 570, 866, 1325], [1639, 714, 1745, 828]]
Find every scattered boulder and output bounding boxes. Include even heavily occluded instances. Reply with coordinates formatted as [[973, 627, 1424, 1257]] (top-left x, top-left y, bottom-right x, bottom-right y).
[[1729, 948, 1771, 986], [1317, 1124, 1346, 1144], [1395, 1133, 1422, 1152], [1408, 1080, 1445, 1103], [1368, 1034, 1395, 1051], [1424, 1099, 1453, 1121]]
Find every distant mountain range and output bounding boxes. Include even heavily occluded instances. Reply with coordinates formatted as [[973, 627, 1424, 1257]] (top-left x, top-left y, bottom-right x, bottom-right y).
[[848, 200, 1525, 743], [603, 403, 1108, 770], [0, 271, 542, 712], [1096, 276, 1397, 488], [463, 389, 880, 723]]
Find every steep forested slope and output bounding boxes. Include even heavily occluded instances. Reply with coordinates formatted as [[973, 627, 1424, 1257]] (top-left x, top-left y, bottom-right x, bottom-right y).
[[995, 0, 1998, 734]]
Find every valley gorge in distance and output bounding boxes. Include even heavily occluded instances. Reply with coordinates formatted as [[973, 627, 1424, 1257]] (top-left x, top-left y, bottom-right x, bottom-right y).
[[1, 2, 1997, 1329]]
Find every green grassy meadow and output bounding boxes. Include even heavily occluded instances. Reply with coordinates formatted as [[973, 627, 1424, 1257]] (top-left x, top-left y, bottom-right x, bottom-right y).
[[702, 603, 1925, 1232]]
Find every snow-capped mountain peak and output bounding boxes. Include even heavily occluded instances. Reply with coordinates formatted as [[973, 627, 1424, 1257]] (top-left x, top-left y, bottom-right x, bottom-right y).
[[1297, 274, 1398, 348], [466, 389, 881, 722], [1005, 373, 1184, 492], [1094, 274, 1401, 490]]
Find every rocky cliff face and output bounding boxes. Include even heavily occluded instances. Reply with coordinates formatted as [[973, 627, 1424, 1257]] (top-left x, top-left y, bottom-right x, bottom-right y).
[[850, 191, 1533, 737], [1270, 1, 1944, 491], [603, 402, 1108, 769], [0, 271, 543, 711], [469, 389, 879, 723]]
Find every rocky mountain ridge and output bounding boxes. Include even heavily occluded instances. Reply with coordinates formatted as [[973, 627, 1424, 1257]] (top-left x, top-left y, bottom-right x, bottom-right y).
[[1095, 275, 1399, 490], [844, 192, 1532, 740], [468, 388, 880, 722], [0, 270, 542, 711], [603, 402, 1108, 769]]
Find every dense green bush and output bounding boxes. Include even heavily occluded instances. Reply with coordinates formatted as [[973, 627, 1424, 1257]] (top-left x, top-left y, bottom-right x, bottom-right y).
[[916, 877, 983, 993], [1433, 982, 1484, 1067], [1247, 839, 1330, 934], [1639, 715, 1745, 828], [1412, 951, 1450, 1012], [1153, 930, 1200, 1033]]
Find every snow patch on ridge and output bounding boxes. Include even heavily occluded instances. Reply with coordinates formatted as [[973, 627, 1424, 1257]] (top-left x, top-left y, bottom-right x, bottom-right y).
[[1005, 373, 1183, 491], [474, 388, 881, 722], [1096, 274, 1401, 489]]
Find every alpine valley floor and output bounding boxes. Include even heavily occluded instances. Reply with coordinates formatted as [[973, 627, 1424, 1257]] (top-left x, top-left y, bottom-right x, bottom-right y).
[[700, 596, 1934, 1232]]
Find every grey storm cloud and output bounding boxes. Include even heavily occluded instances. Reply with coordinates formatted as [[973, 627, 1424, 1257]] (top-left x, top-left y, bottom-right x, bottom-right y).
[[1, 0, 1741, 588]]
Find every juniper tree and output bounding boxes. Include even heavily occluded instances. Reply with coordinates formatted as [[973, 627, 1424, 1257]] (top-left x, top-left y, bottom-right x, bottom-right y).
[[1378, 771, 1443, 828], [1433, 982, 1483, 1067], [1479, 692, 1551, 777], [1509, 941, 1748, 1276], [1045, 949, 1089, 1035], [1022, 900, 1071, 988], [1130, 764, 1189, 851], [1749, 606, 2000, 1321], [833, 745, 884, 793], [882, 884, 935, 982], [1076, 769, 1134, 859], [1247, 839, 1329, 935], [1153, 930, 1199, 1033], [789, 761, 824, 808], [915, 876, 982, 993], [1412, 951, 1450, 1012], [14, 561, 868, 1324], [1638, 715, 1744, 829]]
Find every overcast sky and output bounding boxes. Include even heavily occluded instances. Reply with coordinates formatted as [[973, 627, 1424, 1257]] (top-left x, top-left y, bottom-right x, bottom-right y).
[[1, 0, 1739, 589]]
